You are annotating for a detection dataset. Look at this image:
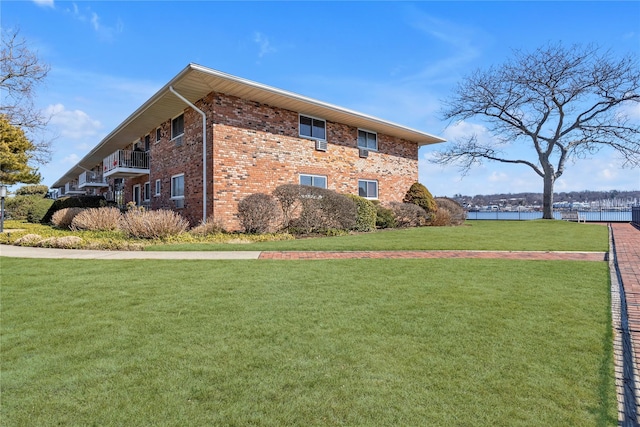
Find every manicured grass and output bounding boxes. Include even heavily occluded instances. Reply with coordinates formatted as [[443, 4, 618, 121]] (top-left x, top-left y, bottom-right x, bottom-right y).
[[147, 220, 609, 252], [1, 258, 616, 426]]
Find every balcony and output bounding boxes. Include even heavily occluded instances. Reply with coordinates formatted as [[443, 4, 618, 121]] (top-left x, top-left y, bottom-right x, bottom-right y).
[[78, 171, 108, 188], [64, 181, 85, 195], [103, 149, 150, 179]]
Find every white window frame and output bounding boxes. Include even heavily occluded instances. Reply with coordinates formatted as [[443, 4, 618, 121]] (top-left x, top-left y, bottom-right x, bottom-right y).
[[357, 129, 378, 151], [171, 114, 185, 141], [155, 127, 162, 143], [358, 179, 378, 199], [299, 174, 327, 189], [143, 181, 151, 201], [155, 179, 161, 196], [171, 173, 185, 200], [299, 114, 326, 141]]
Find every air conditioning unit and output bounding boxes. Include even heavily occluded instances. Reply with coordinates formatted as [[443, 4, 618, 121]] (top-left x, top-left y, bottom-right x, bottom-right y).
[[315, 139, 328, 152], [359, 148, 369, 158]]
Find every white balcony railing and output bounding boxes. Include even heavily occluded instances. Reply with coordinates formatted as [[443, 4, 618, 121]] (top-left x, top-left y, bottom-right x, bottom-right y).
[[64, 181, 84, 194], [78, 171, 108, 188], [103, 149, 150, 178]]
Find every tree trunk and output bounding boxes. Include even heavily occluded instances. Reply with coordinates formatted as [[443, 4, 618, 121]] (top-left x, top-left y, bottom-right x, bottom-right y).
[[542, 172, 555, 219]]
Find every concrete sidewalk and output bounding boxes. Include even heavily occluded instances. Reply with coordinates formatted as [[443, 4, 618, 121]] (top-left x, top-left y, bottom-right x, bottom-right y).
[[0, 245, 261, 260]]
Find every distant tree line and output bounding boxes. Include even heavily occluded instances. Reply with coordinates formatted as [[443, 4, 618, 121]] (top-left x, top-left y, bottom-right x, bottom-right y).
[[452, 190, 640, 208]]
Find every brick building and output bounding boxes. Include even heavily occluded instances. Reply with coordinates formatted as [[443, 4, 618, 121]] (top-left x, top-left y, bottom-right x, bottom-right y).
[[52, 64, 445, 229]]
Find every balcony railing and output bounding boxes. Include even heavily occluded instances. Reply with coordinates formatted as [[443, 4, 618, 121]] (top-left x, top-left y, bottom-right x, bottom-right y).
[[103, 149, 150, 178], [64, 181, 85, 195], [78, 171, 108, 188]]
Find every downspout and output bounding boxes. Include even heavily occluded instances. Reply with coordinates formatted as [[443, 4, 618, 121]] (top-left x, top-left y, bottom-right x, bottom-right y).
[[169, 86, 207, 223]]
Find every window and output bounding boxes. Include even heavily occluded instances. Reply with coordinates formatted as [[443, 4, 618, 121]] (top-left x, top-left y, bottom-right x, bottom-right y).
[[358, 129, 377, 150], [171, 174, 185, 199], [155, 127, 162, 143], [144, 182, 151, 201], [299, 174, 327, 189], [358, 180, 378, 199], [171, 114, 184, 140], [144, 135, 150, 151], [299, 115, 326, 140], [155, 179, 161, 196]]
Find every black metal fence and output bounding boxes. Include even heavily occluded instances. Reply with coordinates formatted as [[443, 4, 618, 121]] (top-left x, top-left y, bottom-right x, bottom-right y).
[[632, 207, 640, 227]]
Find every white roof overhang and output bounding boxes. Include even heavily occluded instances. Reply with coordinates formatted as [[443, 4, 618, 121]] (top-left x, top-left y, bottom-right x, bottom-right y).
[[52, 63, 445, 188]]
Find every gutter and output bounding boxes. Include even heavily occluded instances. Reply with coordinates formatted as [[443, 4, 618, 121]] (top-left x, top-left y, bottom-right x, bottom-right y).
[[169, 86, 208, 224]]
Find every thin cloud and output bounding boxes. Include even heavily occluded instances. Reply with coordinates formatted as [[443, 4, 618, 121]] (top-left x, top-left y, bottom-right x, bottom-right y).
[[45, 103, 102, 139], [65, 2, 123, 41], [32, 0, 54, 8], [254, 32, 276, 58]]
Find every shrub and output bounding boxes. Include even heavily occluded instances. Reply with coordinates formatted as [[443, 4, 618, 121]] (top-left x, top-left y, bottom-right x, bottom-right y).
[[51, 207, 85, 229], [237, 193, 281, 234], [42, 196, 114, 224], [120, 209, 189, 239], [14, 233, 43, 246], [403, 182, 438, 216], [15, 185, 49, 196], [433, 197, 466, 226], [390, 202, 429, 227], [189, 217, 227, 236], [293, 186, 356, 234], [5, 195, 54, 223], [37, 236, 84, 249], [273, 184, 303, 230], [71, 207, 122, 231], [345, 194, 377, 232], [374, 203, 397, 229]]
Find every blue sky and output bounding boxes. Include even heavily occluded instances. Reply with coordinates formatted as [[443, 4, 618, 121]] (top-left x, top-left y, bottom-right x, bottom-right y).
[[3, 0, 640, 196]]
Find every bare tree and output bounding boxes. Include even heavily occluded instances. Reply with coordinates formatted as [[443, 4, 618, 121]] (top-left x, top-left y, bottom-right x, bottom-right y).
[[433, 43, 640, 219], [1, 28, 52, 164]]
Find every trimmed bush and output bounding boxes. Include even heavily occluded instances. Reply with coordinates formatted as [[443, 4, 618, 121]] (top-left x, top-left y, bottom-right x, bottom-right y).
[[374, 203, 397, 229], [390, 202, 429, 227], [433, 197, 466, 226], [42, 196, 114, 224], [237, 193, 281, 234], [14, 234, 43, 246], [51, 208, 85, 229], [346, 194, 377, 232], [273, 184, 303, 230], [292, 186, 356, 234], [403, 182, 437, 216], [120, 209, 189, 239], [71, 207, 122, 231], [5, 195, 54, 223], [37, 236, 84, 249]]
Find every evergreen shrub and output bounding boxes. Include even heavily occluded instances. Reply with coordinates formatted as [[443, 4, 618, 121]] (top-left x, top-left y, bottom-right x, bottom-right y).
[[403, 182, 438, 216], [346, 194, 377, 232]]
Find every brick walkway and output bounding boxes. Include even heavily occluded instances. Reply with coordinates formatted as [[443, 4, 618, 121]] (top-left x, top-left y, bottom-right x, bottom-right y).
[[610, 223, 640, 425]]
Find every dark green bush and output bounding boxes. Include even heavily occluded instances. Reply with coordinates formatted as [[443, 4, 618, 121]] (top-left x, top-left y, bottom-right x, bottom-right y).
[[41, 196, 114, 224], [374, 202, 397, 229], [346, 194, 377, 232], [4, 195, 54, 223], [403, 182, 437, 215]]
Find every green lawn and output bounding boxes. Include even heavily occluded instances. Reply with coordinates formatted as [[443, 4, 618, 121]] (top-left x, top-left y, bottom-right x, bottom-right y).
[[147, 220, 609, 252], [1, 257, 616, 426]]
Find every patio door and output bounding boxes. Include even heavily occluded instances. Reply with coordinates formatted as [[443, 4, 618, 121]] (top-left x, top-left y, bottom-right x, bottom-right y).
[[133, 184, 141, 207]]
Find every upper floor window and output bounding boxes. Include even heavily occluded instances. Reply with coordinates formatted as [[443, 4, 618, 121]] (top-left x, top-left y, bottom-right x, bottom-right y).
[[144, 135, 150, 151], [171, 114, 184, 140], [299, 174, 327, 189], [358, 179, 378, 199], [156, 127, 162, 143], [299, 115, 326, 140], [358, 129, 377, 151]]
